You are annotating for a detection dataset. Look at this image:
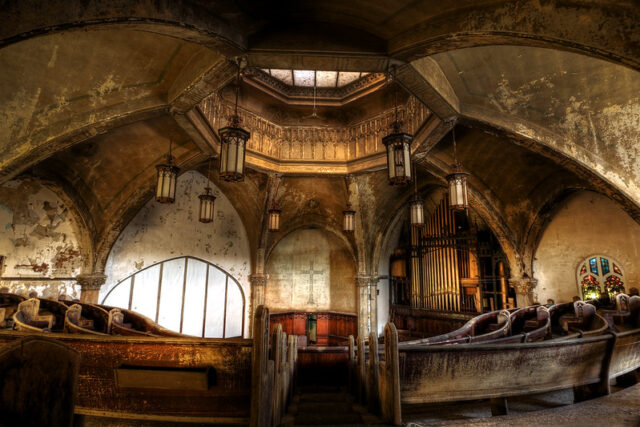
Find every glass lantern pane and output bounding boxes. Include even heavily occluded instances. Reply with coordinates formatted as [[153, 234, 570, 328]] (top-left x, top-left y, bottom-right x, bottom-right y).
[[403, 142, 411, 180], [237, 142, 244, 173], [227, 141, 238, 173], [387, 145, 395, 179], [220, 141, 228, 173]]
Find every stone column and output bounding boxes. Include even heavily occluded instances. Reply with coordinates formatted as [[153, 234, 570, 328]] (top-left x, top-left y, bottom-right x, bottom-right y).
[[356, 276, 370, 340], [509, 277, 537, 307], [369, 277, 380, 338], [76, 273, 107, 304], [249, 274, 268, 337]]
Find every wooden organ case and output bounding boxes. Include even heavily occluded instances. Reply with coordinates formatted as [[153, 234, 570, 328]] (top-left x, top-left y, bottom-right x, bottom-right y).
[[391, 196, 513, 315]]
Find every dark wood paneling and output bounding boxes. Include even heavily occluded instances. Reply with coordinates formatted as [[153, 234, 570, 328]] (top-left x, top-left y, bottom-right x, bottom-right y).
[[0, 331, 252, 421], [270, 311, 357, 345]]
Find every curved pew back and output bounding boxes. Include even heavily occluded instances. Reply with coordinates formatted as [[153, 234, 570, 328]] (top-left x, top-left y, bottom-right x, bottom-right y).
[[64, 304, 108, 335], [13, 298, 54, 332]]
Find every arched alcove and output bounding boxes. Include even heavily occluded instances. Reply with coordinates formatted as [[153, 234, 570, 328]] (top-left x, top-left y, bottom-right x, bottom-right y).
[[0, 177, 91, 298], [533, 191, 640, 304], [102, 170, 251, 335], [265, 227, 357, 313]]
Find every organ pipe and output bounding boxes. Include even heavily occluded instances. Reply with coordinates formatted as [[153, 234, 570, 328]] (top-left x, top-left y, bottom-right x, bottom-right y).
[[410, 196, 465, 312]]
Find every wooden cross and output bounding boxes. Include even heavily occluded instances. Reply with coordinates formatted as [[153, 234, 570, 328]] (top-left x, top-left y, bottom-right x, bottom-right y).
[[300, 260, 324, 305]]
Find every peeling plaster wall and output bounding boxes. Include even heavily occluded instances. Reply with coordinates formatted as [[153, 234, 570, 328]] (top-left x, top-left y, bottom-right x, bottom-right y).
[[430, 46, 640, 207], [102, 170, 251, 334], [533, 191, 640, 304], [265, 228, 356, 313], [0, 178, 84, 298]]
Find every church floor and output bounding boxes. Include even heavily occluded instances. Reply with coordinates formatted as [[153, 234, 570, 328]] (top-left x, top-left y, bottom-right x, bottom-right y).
[[83, 383, 640, 426]]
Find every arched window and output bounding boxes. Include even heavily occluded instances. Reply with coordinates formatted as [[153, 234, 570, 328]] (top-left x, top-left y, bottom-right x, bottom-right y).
[[102, 256, 245, 338], [576, 255, 625, 300]]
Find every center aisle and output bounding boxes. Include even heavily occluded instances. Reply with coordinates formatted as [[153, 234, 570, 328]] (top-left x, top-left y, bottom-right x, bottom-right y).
[[283, 345, 385, 426]]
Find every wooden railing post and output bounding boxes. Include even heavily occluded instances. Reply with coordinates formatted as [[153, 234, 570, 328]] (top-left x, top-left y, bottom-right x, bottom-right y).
[[250, 305, 273, 427], [368, 332, 380, 413], [348, 335, 356, 394], [287, 334, 296, 403], [357, 336, 366, 403], [382, 323, 401, 425], [271, 323, 283, 426]]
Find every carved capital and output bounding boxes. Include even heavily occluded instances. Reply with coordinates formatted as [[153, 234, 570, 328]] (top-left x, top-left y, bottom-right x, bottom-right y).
[[76, 273, 107, 291], [355, 276, 371, 287], [510, 277, 537, 295], [250, 274, 268, 287]]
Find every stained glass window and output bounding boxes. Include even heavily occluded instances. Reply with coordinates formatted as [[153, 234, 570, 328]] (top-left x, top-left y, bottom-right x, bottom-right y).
[[577, 256, 624, 301]]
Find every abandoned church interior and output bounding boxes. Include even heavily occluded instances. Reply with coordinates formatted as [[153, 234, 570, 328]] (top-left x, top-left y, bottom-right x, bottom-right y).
[[1, 1, 640, 426]]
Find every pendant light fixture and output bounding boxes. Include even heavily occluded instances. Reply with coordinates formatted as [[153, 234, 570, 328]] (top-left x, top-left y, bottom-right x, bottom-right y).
[[198, 157, 216, 223], [343, 176, 356, 234], [446, 124, 469, 211], [219, 58, 250, 182], [268, 176, 281, 232], [410, 163, 424, 227], [155, 139, 180, 204], [382, 66, 413, 186]]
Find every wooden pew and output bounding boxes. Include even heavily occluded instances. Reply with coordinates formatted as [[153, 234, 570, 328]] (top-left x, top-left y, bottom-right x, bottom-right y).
[[0, 304, 296, 426], [0, 336, 80, 427], [369, 319, 640, 425]]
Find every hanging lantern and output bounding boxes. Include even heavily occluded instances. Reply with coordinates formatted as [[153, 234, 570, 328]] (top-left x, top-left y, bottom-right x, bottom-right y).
[[447, 126, 469, 211], [155, 140, 180, 204], [219, 61, 250, 182], [343, 203, 356, 233], [410, 194, 424, 227], [198, 158, 216, 223], [409, 163, 424, 227], [447, 167, 469, 211], [383, 68, 412, 186], [268, 204, 281, 232], [383, 127, 413, 186], [268, 176, 281, 232]]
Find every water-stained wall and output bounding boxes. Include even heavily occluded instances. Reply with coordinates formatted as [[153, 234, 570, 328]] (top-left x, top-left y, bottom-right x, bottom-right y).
[[265, 228, 356, 313], [0, 178, 87, 298], [101, 170, 251, 333], [534, 191, 640, 304]]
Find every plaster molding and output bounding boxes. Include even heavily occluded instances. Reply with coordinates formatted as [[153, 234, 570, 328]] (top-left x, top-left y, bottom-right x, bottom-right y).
[[197, 93, 430, 174]]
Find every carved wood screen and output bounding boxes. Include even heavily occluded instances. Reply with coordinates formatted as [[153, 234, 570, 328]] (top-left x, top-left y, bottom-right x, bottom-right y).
[[102, 256, 245, 338]]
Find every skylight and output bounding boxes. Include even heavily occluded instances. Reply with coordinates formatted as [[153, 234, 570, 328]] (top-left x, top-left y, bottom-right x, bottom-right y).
[[261, 69, 370, 88]]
